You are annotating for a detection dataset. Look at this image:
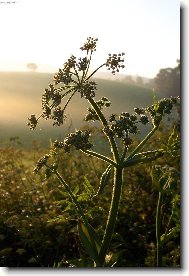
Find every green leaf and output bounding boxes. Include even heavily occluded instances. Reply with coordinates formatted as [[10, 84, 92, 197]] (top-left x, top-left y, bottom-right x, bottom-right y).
[[83, 176, 95, 195], [77, 220, 101, 262], [47, 215, 66, 224], [73, 185, 80, 195], [77, 193, 90, 202], [94, 165, 112, 197], [16, 248, 26, 256], [62, 203, 73, 213], [0, 247, 12, 257], [160, 227, 178, 244]]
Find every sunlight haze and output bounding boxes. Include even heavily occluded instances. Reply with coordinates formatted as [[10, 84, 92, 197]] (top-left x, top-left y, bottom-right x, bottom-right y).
[[0, 0, 180, 78]]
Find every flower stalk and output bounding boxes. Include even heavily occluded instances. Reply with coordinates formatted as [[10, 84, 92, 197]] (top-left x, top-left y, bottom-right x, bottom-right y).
[[29, 37, 180, 267], [156, 191, 163, 267], [98, 166, 123, 266]]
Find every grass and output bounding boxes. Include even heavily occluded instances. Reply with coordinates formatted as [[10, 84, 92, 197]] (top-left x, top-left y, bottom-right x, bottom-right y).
[[0, 126, 180, 267]]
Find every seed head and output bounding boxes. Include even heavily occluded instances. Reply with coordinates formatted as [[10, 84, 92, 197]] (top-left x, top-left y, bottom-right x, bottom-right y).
[[106, 53, 125, 74], [34, 154, 50, 174], [80, 37, 98, 53], [27, 114, 38, 130], [54, 130, 93, 152], [79, 81, 97, 99], [52, 106, 65, 126]]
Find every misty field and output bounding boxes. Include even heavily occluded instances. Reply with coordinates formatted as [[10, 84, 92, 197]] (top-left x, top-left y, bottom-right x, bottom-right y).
[[0, 65, 180, 267], [0, 71, 160, 147]]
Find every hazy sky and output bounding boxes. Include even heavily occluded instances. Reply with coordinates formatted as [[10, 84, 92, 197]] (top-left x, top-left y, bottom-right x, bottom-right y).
[[0, 0, 180, 78]]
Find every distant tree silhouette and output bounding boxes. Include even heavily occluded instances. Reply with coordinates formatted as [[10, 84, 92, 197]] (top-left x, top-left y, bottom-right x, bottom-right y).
[[27, 63, 38, 72], [124, 75, 135, 84], [136, 76, 144, 86], [154, 60, 180, 96]]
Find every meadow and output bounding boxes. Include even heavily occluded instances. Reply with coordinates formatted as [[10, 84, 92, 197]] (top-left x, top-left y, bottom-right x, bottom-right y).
[[0, 58, 180, 267], [0, 126, 180, 267]]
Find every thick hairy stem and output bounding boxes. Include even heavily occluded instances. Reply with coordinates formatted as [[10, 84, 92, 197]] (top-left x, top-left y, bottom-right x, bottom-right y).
[[121, 146, 128, 162], [122, 150, 164, 168], [156, 192, 163, 267], [82, 149, 117, 167], [98, 167, 123, 265], [126, 126, 158, 160], [87, 97, 120, 162]]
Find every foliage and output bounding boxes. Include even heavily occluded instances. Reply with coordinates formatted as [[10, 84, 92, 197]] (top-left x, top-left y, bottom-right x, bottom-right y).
[[154, 60, 180, 97], [0, 127, 180, 267]]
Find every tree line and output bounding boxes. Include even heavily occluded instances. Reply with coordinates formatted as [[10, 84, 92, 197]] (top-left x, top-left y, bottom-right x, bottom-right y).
[[124, 60, 180, 97]]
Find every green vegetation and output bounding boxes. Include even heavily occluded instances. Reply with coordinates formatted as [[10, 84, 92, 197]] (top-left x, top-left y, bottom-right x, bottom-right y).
[[0, 127, 180, 267], [0, 37, 180, 267], [154, 60, 180, 97]]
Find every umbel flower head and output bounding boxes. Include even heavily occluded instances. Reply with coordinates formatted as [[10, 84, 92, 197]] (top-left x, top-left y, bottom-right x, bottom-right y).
[[80, 37, 98, 53], [53, 130, 93, 152], [106, 53, 125, 74], [27, 114, 38, 130], [146, 96, 180, 127], [27, 37, 125, 130], [34, 154, 50, 174]]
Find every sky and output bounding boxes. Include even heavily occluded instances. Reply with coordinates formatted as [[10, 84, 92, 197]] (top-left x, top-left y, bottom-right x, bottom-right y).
[[0, 0, 181, 78]]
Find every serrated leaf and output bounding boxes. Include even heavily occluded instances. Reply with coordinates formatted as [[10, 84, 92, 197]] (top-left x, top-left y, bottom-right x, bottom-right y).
[[73, 185, 80, 195], [77, 193, 90, 202], [58, 190, 70, 197], [62, 203, 73, 213], [54, 199, 72, 205], [83, 176, 95, 195], [47, 215, 66, 224]]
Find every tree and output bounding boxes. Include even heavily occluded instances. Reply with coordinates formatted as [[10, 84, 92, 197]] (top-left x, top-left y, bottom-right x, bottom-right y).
[[136, 76, 144, 86], [154, 60, 180, 97], [27, 63, 38, 72], [124, 75, 135, 84]]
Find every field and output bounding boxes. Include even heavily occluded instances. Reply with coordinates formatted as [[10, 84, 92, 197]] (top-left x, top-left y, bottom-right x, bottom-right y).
[[0, 71, 180, 267], [0, 71, 160, 147]]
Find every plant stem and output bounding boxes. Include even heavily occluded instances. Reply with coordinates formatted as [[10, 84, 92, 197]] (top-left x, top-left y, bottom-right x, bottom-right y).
[[98, 167, 123, 265], [54, 170, 88, 225], [121, 145, 128, 162], [122, 150, 164, 168], [83, 50, 93, 80], [156, 191, 163, 267], [126, 126, 158, 160], [62, 90, 76, 113], [86, 63, 106, 80], [82, 149, 117, 167], [87, 97, 120, 162]]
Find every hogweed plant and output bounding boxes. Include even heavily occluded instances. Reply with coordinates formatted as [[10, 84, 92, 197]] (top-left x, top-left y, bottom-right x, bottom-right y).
[[28, 37, 180, 267]]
